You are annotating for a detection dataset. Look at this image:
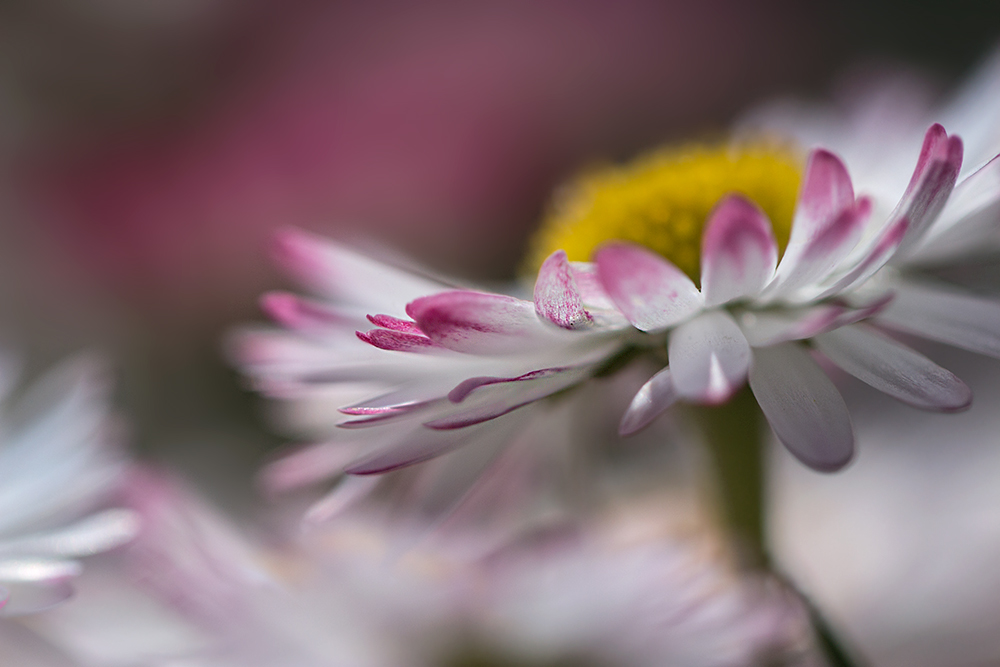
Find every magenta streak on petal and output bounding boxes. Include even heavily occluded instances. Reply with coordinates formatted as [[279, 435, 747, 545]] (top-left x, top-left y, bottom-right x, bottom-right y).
[[907, 123, 949, 192], [356, 329, 441, 353], [534, 250, 592, 329], [594, 242, 702, 331], [448, 368, 569, 403], [367, 313, 422, 333], [701, 194, 778, 306]]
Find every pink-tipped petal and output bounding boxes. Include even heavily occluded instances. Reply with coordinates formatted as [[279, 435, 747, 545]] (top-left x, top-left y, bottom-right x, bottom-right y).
[[407, 291, 556, 354], [356, 329, 442, 353], [787, 149, 855, 249], [876, 279, 1000, 359], [748, 343, 854, 472], [534, 250, 593, 329], [815, 324, 971, 412], [618, 367, 677, 435], [594, 243, 702, 332], [892, 125, 964, 257], [701, 195, 778, 306], [668, 311, 751, 404]]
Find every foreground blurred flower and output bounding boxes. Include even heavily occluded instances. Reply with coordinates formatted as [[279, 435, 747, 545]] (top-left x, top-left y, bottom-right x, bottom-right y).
[[19, 452, 810, 667], [0, 356, 138, 615], [236, 104, 1000, 476]]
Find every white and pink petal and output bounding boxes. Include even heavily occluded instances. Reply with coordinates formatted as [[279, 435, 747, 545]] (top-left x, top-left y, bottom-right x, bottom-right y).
[[700, 195, 778, 306], [668, 311, 751, 404]]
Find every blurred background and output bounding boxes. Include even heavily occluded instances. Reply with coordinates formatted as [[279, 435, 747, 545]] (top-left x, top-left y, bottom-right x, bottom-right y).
[[0, 2, 998, 662]]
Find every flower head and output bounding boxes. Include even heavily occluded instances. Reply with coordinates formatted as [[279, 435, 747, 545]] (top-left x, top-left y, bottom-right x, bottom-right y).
[[236, 61, 1000, 479]]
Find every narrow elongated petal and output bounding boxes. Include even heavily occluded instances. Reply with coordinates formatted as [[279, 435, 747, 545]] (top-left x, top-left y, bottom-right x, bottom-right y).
[[748, 343, 854, 472], [816, 324, 971, 411], [876, 279, 1000, 358], [260, 441, 361, 493], [425, 365, 593, 430], [892, 125, 964, 257], [534, 250, 592, 329], [668, 311, 751, 403], [594, 242, 702, 331], [700, 195, 778, 306], [618, 367, 677, 435], [273, 228, 444, 311], [407, 291, 556, 355], [737, 293, 893, 347], [0, 509, 139, 558]]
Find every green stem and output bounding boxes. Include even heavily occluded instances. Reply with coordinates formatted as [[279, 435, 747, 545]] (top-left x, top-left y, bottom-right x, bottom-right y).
[[693, 386, 768, 568]]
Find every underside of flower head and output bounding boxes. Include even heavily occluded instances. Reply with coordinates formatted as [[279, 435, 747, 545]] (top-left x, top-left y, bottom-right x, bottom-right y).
[[236, 121, 1000, 496]]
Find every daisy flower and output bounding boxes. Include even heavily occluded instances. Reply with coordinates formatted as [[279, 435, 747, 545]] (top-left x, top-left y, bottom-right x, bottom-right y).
[[235, 62, 1000, 477], [0, 356, 138, 615]]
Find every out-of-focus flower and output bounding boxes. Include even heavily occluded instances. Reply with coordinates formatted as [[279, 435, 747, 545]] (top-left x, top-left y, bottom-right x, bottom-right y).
[[22, 444, 811, 667], [0, 356, 138, 616], [235, 91, 1000, 475]]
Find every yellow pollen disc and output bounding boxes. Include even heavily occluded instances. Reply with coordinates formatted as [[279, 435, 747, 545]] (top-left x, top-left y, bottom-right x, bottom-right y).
[[524, 140, 804, 283]]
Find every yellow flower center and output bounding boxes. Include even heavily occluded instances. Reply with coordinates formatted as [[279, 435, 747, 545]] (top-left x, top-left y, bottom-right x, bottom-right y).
[[524, 140, 804, 283]]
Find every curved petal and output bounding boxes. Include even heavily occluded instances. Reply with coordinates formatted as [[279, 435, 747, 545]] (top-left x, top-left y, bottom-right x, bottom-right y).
[[700, 195, 778, 306], [737, 293, 894, 347], [668, 311, 751, 404], [876, 279, 1000, 359], [407, 291, 558, 355], [748, 343, 854, 472], [534, 250, 593, 329], [781, 149, 855, 258], [356, 328, 443, 354], [618, 367, 677, 436], [891, 124, 964, 257], [816, 324, 971, 411], [425, 365, 594, 430], [594, 242, 702, 332]]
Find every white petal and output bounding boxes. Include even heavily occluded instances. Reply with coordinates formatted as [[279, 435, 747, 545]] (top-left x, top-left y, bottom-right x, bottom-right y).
[[748, 343, 854, 472], [876, 279, 1000, 359], [815, 324, 971, 411], [618, 367, 677, 435], [668, 311, 751, 404]]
